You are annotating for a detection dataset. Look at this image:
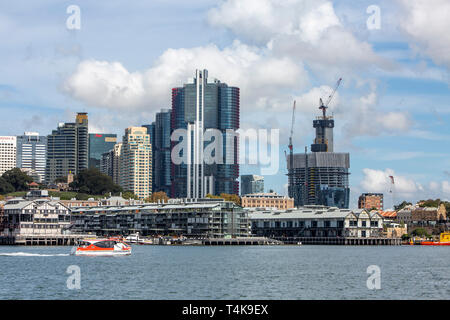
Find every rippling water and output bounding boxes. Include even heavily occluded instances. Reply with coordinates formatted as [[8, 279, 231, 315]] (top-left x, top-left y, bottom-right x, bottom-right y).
[[0, 245, 449, 299]]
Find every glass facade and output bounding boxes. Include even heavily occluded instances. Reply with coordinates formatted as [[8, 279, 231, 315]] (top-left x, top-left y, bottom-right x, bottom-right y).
[[171, 70, 240, 198], [88, 133, 117, 169], [241, 175, 264, 195], [16, 132, 47, 183], [46, 113, 89, 184]]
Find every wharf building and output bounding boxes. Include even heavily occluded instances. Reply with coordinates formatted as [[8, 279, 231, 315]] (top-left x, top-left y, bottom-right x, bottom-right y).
[[241, 192, 294, 210], [16, 132, 47, 183], [143, 109, 172, 196], [249, 206, 394, 244], [0, 197, 89, 245], [241, 175, 264, 196], [0, 136, 17, 176], [358, 193, 383, 210], [287, 105, 350, 208], [70, 199, 249, 238], [0, 198, 71, 237], [119, 127, 152, 199], [171, 69, 240, 199], [45, 112, 89, 183], [88, 133, 117, 169]]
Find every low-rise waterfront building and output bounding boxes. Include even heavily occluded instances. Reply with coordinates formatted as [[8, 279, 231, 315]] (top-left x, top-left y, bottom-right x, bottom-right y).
[[249, 206, 384, 239], [241, 192, 294, 210], [70, 199, 249, 238], [1, 198, 71, 237], [397, 205, 414, 225], [378, 210, 397, 221], [411, 204, 447, 225], [383, 222, 407, 238]]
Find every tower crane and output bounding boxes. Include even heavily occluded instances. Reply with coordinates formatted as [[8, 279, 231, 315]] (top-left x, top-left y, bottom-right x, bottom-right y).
[[287, 100, 296, 198], [319, 77, 342, 118]]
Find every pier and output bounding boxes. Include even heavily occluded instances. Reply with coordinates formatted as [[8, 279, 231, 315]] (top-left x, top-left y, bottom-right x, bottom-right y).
[[0, 234, 92, 246], [272, 236, 402, 245], [202, 237, 282, 246]]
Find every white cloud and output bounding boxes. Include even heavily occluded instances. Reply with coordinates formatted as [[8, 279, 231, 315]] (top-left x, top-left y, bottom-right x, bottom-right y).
[[361, 168, 450, 203], [397, 0, 450, 69], [340, 90, 412, 139], [361, 168, 421, 196], [442, 181, 450, 196], [63, 41, 308, 113], [208, 0, 391, 73]]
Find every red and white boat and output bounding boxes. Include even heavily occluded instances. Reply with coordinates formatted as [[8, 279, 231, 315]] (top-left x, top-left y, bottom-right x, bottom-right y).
[[72, 238, 132, 256]]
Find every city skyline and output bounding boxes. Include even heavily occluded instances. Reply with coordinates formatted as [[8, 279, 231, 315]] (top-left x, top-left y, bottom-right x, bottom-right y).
[[0, 0, 449, 208]]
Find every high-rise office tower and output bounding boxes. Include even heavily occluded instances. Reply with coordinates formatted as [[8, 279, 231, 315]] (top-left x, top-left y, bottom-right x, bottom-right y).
[[16, 132, 47, 183], [88, 133, 117, 169], [287, 105, 350, 208], [0, 136, 17, 176], [241, 175, 264, 196], [101, 143, 122, 185], [141, 123, 155, 191], [146, 109, 172, 196], [171, 69, 240, 198], [46, 112, 89, 183], [119, 127, 152, 199]]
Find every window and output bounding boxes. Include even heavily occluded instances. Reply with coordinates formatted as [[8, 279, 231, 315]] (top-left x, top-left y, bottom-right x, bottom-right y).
[[94, 241, 116, 248]]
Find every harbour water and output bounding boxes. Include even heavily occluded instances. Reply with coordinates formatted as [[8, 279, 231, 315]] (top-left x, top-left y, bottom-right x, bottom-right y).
[[0, 245, 449, 300]]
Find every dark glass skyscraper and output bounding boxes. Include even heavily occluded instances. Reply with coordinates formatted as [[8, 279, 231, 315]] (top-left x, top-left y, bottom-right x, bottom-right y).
[[241, 175, 264, 196], [151, 109, 172, 196], [171, 69, 240, 198], [88, 133, 117, 169], [46, 112, 89, 183]]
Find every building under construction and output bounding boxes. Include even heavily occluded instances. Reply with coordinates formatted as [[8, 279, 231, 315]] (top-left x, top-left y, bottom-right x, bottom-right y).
[[287, 79, 350, 208]]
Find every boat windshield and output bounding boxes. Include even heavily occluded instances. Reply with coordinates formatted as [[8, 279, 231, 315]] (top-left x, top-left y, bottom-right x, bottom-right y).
[[77, 241, 90, 248], [94, 240, 116, 248]]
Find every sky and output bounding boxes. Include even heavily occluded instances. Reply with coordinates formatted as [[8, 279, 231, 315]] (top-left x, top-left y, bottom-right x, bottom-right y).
[[0, 0, 449, 208]]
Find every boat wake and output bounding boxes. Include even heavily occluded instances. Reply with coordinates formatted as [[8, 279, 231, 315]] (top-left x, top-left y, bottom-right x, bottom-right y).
[[0, 252, 70, 257]]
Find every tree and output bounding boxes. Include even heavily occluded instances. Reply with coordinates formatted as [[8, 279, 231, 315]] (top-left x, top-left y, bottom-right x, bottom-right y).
[[69, 168, 122, 195], [75, 193, 90, 200], [419, 199, 441, 208], [122, 191, 139, 200], [394, 201, 412, 211], [411, 228, 430, 238], [206, 193, 241, 206], [0, 177, 14, 195], [54, 176, 68, 183], [1, 168, 32, 192], [146, 191, 169, 203]]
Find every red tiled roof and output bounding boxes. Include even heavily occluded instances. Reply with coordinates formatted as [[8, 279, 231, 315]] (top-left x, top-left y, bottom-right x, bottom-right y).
[[379, 211, 397, 218]]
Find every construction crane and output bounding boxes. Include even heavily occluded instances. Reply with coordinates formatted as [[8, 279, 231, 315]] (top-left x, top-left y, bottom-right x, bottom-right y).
[[287, 100, 296, 198], [319, 77, 342, 118], [389, 175, 395, 210]]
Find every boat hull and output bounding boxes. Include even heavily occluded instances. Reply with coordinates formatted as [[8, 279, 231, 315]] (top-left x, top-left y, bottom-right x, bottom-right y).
[[74, 248, 132, 256], [417, 242, 450, 246]]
